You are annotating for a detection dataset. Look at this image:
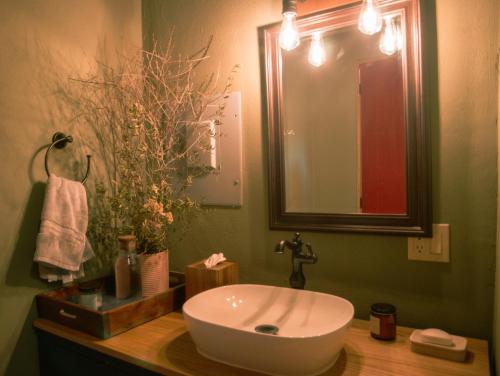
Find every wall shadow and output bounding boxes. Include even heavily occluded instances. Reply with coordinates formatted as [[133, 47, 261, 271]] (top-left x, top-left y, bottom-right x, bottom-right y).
[[28, 144, 50, 184], [4, 300, 40, 376], [5, 182, 48, 289]]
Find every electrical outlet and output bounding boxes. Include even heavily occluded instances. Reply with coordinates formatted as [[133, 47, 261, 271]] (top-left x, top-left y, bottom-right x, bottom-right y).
[[408, 224, 449, 262]]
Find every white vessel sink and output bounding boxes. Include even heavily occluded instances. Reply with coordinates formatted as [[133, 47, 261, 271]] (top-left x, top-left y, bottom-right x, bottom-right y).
[[183, 284, 354, 376]]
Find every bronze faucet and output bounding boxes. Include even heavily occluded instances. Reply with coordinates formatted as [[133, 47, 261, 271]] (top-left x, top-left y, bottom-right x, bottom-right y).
[[275, 232, 317, 289]]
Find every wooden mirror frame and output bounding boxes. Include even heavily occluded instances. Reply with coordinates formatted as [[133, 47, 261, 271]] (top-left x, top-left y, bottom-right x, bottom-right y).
[[260, 0, 432, 236]]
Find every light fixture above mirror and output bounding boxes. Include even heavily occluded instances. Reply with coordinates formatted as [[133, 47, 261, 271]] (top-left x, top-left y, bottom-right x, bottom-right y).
[[279, 0, 404, 64], [358, 0, 382, 35], [279, 0, 300, 50]]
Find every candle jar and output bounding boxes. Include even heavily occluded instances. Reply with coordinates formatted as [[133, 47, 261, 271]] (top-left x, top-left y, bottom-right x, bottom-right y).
[[78, 281, 103, 310], [370, 303, 397, 340]]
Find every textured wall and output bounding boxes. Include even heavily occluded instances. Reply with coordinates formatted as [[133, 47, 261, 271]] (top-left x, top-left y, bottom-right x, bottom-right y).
[[495, 1, 500, 373], [0, 1, 141, 374], [143, 0, 498, 340]]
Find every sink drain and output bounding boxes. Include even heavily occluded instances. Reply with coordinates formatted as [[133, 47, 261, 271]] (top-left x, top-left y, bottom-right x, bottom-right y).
[[255, 324, 279, 335]]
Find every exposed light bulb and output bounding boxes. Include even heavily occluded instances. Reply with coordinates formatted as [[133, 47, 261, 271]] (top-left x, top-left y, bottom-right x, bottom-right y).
[[308, 32, 326, 67], [358, 0, 382, 35], [379, 16, 398, 55], [279, 12, 300, 51]]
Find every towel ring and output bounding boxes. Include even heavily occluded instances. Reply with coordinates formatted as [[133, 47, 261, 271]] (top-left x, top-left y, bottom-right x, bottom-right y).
[[44, 132, 91, 184]]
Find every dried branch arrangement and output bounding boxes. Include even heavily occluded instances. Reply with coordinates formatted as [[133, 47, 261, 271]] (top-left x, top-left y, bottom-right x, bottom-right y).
[[65, 35, 237, 260]]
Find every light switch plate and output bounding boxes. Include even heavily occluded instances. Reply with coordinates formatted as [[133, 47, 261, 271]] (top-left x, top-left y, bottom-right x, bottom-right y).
[[186, 91, 242, 207], [408, 224, 450, 262]]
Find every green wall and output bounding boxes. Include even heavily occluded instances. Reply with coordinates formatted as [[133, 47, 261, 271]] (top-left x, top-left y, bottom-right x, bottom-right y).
[[494, 2, 500, 373], [0, 1, 141, 374], [143, 0, 498, 340]]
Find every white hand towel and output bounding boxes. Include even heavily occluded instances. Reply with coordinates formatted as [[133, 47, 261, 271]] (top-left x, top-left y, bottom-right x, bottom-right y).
[[34, 174, 94, 282]]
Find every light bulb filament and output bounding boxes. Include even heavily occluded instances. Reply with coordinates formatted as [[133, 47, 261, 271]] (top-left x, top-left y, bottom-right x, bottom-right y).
[[379, 16, 401, 56], [358, 0, 382, 35], [279, 12, 300, 51], [308, 32, 326, 67]]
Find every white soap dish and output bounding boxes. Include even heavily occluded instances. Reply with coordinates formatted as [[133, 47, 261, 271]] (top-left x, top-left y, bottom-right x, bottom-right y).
[[410, 328, 468, 362]]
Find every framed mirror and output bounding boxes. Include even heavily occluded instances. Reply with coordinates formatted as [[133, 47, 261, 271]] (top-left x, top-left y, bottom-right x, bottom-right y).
[[260, 0, 432, 236]]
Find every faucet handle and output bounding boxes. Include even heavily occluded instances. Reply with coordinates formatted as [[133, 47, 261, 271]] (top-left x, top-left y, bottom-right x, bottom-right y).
[[305, 243, 317, 260], [293, 232, 302, 242]]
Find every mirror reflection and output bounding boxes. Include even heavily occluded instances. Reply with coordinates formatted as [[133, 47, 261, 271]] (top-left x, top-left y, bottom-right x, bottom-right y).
[[262, 0, 432, 235], [281, 22, 407, 215]]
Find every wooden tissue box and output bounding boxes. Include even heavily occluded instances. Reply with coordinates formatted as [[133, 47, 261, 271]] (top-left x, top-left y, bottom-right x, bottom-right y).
[[185, 260, 239, 299]]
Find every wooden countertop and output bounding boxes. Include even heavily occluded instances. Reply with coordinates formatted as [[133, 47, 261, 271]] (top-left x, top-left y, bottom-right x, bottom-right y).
[[33, 313, 490, 376]]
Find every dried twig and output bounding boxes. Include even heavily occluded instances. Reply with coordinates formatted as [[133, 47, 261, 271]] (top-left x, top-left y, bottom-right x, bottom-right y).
[[64, 36, 238, 254]]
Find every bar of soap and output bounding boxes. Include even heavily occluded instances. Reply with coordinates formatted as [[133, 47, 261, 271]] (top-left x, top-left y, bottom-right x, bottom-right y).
[[420, 328, 454, 347], [410, 329, 467, 362]]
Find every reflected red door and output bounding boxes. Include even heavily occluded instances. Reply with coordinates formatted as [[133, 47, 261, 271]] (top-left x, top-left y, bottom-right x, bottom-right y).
[[359, 55, 406, 214]]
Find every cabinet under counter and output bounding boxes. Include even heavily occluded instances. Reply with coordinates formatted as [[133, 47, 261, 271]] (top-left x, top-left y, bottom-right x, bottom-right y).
[[34, 312, 490, 376]]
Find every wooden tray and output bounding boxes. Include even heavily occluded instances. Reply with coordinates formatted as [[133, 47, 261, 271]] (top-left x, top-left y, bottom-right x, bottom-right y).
[[36, 271, 185, 339]]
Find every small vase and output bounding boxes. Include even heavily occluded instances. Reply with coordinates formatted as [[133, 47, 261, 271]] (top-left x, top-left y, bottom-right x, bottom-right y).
[[138, 250, 169, 297]]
